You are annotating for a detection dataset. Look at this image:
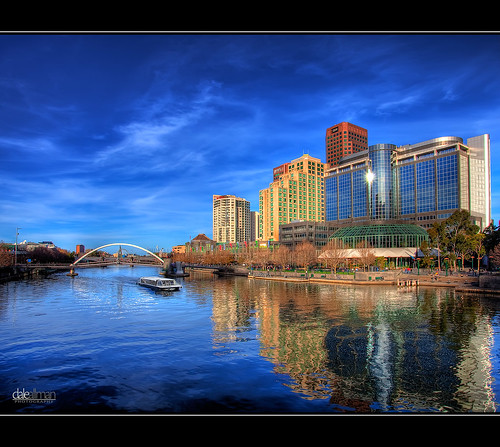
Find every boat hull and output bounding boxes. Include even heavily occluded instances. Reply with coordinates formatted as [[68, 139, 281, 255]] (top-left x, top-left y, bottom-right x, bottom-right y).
[[137, 276, 182, 291], [137, 282, 182, 291]]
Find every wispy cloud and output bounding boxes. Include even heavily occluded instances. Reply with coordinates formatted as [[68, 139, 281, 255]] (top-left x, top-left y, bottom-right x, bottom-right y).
[[94, 121, 179, 163], [0, 135, 59, 154], [94, 80, 221, 165], [375, 94, 421, 117]]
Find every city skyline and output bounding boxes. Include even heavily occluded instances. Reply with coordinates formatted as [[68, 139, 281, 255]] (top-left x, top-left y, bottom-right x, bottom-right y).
[[0, 33, 498, 251]]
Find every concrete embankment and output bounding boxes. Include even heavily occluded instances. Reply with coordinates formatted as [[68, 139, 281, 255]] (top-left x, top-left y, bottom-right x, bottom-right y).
[[249, 270, 401, 286], [248, 270, 500, 295], [184, 266, 250, 276], [0, 266, 69, 283]]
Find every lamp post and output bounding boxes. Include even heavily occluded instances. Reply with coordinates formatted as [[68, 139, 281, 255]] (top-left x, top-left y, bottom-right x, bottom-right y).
[[14, 227, 21, 268]]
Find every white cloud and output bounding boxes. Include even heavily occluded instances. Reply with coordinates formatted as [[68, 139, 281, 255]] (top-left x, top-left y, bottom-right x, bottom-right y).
[[375, 95, 420, 117], [0, 135, 59, 154], [94, 80, 222, 165]]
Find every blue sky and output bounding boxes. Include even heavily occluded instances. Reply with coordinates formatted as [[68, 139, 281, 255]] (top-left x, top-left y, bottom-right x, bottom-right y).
[[0, 33, 499, 253]]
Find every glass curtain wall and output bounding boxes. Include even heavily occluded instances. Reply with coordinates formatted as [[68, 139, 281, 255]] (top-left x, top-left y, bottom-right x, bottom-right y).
[[369, 144, 396, 220], [325, 138, 477, 227]]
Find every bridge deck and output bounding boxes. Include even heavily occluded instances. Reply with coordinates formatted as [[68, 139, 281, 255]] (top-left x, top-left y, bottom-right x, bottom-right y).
[[23, 261, 163, 269]]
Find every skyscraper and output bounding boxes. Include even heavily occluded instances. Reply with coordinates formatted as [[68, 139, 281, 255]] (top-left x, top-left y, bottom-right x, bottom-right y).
[[467, 134, 491, 228], [250, 211, 260, 242], [325, 134, 492, 231], [212, 195, 251, 243], [259, 153, 325, 241], [325, 122, 368, 167]]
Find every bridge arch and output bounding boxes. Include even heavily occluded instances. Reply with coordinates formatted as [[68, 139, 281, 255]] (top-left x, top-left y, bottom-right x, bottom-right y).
[[72, 243, 165, 266]]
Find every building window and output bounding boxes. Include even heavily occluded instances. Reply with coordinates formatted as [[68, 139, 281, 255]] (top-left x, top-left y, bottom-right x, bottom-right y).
[[352, 169, 368, 218], [399, 164, 415, 215], [416, 159, 436, 213], [338, 173, 352, 220], [436, 154, 458, 211]]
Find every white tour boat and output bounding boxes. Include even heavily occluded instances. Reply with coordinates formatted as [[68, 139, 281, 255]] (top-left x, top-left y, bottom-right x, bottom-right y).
[[137, 276, 182, 291]]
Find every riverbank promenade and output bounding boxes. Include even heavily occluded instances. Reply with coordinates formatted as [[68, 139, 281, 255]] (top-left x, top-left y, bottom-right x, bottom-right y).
[[248, 268, 500, 295]]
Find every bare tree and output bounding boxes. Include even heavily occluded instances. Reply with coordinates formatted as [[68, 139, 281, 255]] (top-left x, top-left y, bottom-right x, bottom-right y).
[[0, 250, 13, 267], [253, 247, 272, 269], [320, 239, 348, 274], [356, 241, 376, 272], [489, 244, 500, 269], [272, 245, 291, 270], [238, 246, 257, 267], [294, 241, 317, 269]]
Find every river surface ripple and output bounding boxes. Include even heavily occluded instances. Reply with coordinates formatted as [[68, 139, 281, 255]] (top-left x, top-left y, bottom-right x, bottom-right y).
[[1, 266, 499, 414]]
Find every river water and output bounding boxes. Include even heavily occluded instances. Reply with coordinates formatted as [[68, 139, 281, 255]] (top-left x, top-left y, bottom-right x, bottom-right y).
[[1, 266, 499, 414]]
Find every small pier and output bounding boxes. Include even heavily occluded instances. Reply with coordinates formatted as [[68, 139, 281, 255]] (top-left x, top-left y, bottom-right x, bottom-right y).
[[397, 279, 419, 288]]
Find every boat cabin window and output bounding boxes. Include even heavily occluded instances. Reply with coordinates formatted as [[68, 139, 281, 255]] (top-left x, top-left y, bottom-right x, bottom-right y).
[[157, 280, 174, 286]]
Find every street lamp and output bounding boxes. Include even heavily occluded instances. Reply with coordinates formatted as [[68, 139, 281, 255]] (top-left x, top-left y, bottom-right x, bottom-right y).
[[14, 227, 21, 268]]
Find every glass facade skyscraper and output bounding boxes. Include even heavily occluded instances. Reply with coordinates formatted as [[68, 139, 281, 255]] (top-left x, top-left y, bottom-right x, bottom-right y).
[[325, 144, 397, 223], [369, 144, 395, 220], [325, 135, 491, 231]]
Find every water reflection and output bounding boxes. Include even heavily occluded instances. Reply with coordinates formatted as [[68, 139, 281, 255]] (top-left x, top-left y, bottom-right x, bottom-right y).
[[1, 269, 498, 414], [210, 277, 498, 412]]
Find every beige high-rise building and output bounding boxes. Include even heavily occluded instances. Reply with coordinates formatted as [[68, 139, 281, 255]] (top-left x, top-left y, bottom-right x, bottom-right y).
[[250, 211, 259, 242], [212, 195, 251, 243], [259, 154, 325, 241]]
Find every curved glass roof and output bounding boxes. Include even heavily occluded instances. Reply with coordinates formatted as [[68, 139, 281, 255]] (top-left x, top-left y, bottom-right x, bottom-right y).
[[331, 224, 428, 238], [329, 224, 429, 249]]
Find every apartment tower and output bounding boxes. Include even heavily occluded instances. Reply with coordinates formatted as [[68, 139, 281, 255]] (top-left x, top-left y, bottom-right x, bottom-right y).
[[259, 153, 325, 241], [212, 195, 251, 244]]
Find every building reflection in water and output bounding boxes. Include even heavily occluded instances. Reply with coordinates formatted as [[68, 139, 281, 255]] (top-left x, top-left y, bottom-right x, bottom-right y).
[[207, 276, 497, 413]]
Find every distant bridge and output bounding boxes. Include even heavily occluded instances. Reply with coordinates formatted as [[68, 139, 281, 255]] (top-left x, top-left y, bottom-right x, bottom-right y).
[[63, 243, 167, 276], [26, 260, 160, 270], [15, 243, 167, 278], [72, 243, 165, 267]]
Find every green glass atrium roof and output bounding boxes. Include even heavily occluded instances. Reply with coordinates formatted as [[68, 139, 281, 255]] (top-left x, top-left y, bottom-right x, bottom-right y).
[[331, 224, 428, 238], [329, 224, 429, 248]]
